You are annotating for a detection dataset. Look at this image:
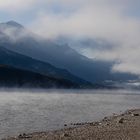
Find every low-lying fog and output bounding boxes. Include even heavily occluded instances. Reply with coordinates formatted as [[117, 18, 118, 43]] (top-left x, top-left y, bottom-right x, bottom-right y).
[[0, 89, 140, 138]]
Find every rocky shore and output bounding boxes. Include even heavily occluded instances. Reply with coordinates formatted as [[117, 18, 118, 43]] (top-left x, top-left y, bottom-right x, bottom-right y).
[[3, 109, 140, 140]]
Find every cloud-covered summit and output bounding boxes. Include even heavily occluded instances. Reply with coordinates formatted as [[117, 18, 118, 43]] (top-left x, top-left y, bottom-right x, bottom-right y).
[[0, 0, 140, 76]]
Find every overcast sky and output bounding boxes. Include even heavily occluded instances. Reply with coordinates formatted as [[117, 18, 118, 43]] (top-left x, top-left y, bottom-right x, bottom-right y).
[[0, 0, 140, 75]]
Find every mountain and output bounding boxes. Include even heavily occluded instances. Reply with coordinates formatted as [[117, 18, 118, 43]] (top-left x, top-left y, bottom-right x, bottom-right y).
[[0, 46, 90, 86], [2, 20, 24, 28], [0, 21, 138, 83], [0, 65, 80, 88]]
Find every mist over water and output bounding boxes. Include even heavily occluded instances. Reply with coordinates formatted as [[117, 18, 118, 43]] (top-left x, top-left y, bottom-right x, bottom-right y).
[[0, 89, 140, 138]]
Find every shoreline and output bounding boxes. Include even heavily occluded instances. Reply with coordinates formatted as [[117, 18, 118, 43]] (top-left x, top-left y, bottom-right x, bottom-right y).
[[4, 108, 140, 140]]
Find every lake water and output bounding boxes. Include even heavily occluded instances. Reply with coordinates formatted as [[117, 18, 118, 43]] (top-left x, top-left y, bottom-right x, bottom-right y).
[[0, 89, 140, 139]]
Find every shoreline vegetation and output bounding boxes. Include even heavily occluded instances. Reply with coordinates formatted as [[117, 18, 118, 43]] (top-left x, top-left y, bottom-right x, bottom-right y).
[[4, 109, 140, 140]]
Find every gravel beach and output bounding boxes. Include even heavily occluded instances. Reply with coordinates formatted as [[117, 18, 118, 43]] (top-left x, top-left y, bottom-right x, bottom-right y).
[[4, 109, 140, 140]]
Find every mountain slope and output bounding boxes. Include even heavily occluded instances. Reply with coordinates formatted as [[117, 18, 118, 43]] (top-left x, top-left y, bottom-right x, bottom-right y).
[[0, 65, 80, 88], [0, 21, 138, 83], [0, 46, 90, 86]]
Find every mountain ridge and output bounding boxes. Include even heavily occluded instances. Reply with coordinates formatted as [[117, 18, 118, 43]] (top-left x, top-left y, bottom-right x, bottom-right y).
[[0, 65, 80, 88], [0, 21, 138, 84], [0, 45, 90, 86]]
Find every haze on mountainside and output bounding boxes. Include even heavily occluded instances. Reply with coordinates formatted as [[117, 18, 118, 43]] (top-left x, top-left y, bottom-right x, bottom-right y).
[[0, 65, 81, 88], [0, 0, 140, 88], [0, 21, 138, 88]]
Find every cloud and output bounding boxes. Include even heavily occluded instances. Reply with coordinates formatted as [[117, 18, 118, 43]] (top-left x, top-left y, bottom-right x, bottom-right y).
[[0, 23, 33, 42], [0, 0, 42, 13], [29, 0, 140, 76], [31, 0, 140, 39], [1, 0, 140, 76], [0, 0, 81, 13]]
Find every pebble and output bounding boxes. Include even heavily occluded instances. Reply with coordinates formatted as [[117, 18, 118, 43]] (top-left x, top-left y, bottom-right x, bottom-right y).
[[131, 113, 139, 116], [118, 118, 124, 124], [71, 123, 85, 126], [62, 133, 69, 137], [18, 133, 31, 139], [103, 117, 108, 121], [90, 122, 102, 126], [64, 124, 67, 126]]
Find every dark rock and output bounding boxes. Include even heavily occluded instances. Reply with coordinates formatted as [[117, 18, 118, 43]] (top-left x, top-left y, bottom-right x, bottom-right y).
[[18, 133, 32, 139], [94, 122, 102, 126], [103, 117, 108, 121], [118, 118, 124, 124], [64, 133, 69, 137], [133, 113, 139, 116], [62, 133, 69, 137], [89, 122, 94, 126], [18, 134, 22, 138]]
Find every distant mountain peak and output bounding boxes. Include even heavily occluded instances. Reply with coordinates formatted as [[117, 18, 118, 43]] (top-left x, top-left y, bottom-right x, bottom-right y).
[[4, 21, 24, 28]]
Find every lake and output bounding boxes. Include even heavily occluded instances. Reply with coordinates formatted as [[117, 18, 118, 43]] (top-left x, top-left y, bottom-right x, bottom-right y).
[[0, 89, 140, 139]]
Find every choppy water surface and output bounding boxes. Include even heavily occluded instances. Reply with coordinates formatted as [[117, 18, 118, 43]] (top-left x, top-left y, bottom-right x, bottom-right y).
[[0, 89, 140, 138]]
